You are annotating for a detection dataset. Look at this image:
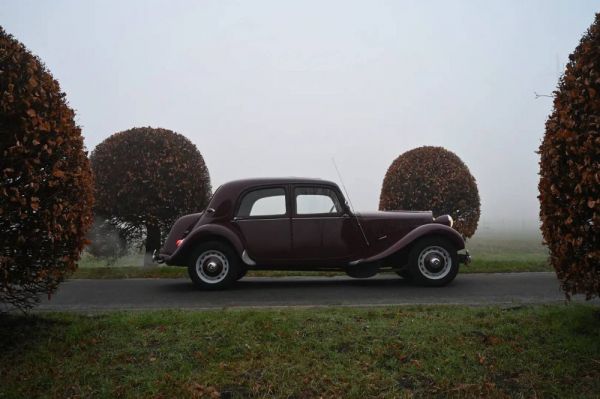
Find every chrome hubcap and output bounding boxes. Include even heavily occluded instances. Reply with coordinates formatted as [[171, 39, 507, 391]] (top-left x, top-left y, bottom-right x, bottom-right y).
[[206, 261, 218, 272], [195, 250, 229, 284], [418, 246, 452, 280]]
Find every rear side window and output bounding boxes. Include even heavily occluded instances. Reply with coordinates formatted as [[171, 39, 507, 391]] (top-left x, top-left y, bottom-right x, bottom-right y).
[[237, 188, 287, 218], [294, 186, 343, 215]]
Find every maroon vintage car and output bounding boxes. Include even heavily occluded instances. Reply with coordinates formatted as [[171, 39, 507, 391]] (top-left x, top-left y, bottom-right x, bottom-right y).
[[154, 178, 470, 289]]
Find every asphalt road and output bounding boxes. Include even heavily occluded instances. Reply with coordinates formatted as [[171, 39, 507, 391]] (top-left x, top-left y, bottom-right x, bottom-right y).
[[35, 272, 598, 311]]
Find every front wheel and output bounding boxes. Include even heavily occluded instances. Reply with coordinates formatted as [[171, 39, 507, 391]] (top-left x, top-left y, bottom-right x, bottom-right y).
[[407, 237, 459, 286], [187, 241, 240, 290]]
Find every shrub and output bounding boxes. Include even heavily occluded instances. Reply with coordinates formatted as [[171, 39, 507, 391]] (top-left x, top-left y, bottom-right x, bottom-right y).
[[379, 146, 480, 238], [538, 14, 600, 299], [0, 27, 94, 310], [85, 218, 128, 263], [90, 127, 211, 263]]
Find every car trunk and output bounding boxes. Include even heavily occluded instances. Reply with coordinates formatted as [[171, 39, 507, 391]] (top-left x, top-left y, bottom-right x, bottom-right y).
[[160, 212, 204, 255]]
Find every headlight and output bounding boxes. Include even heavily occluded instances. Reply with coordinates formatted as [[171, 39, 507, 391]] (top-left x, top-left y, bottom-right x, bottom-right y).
[[448, 215, 454, 228]]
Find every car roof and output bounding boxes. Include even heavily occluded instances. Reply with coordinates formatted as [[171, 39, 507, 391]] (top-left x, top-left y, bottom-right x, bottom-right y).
[[220, 177, 339, 190], [207, 177, 343, 217]]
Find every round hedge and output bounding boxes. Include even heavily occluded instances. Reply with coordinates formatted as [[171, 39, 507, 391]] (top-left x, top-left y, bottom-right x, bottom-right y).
[[0, 27, 94, 310], [539, 14, 600, 299], [379, 146, 480, 238], [90, 127, 211, 256]]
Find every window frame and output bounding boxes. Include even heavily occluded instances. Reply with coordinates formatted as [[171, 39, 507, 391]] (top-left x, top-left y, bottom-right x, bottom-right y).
[[292, 184, 346, 218], [234, 185, 290, 220]]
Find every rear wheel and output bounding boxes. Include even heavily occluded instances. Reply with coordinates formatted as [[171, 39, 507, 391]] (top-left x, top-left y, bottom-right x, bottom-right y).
[[407, 237, 458, 286], [187, 241, 240, 290]]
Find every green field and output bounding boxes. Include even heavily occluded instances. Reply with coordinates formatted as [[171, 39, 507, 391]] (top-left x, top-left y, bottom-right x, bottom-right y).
[[1, 305, 598, 398], [73, 233, 551, 279]]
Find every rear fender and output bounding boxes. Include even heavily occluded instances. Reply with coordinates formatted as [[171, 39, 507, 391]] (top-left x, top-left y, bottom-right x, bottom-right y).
[[356, 223, 465, 264], [165, 224, 244, 265]]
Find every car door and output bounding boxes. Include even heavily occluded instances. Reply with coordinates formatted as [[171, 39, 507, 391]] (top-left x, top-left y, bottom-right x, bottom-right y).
[[233, 186, 292, 263], [291, 185, 357, 263]]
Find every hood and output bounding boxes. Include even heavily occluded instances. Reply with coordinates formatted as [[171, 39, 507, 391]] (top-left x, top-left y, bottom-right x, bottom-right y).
[[356, 210, 434, 242]]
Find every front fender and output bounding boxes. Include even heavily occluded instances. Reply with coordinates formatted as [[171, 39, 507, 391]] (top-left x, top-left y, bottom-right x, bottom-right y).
[[165, 224, 244, 265], [356, 223, 465, 264]]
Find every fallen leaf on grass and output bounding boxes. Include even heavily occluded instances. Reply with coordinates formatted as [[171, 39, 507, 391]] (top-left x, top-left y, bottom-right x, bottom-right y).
[[477, 353, 486, 365], [188, 382, 220, 399]]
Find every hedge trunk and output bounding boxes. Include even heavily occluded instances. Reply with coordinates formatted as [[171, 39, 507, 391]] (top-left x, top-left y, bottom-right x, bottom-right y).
[[144, 224, 161, 267]]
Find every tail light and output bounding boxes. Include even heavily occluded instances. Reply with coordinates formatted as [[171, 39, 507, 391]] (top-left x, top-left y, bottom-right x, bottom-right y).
[[176, 239, 184, 247]]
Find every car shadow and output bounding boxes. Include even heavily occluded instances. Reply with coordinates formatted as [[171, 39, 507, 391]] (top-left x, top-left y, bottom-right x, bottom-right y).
[[154, 276, 422, 294], [237, 277, 412, 289]]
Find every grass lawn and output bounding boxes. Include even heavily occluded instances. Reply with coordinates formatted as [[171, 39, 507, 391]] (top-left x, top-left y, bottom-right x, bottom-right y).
[[73, 234, 551, 279], [1, 305, 599, 398]]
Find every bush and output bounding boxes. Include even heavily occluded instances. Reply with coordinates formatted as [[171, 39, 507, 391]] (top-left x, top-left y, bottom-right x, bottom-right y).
[[90, 127, 211, 262], [379, 146, 480, 238], [538, 14, 600, 299], [85, 218, 128, 263], [0, 27, 94, 310]]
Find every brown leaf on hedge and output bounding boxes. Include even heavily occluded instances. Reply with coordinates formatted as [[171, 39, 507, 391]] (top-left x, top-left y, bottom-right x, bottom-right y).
[[30, 197, 39, 211]]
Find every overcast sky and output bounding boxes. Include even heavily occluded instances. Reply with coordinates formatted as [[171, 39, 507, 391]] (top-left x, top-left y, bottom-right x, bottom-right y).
[[1, 0, 598, 230]]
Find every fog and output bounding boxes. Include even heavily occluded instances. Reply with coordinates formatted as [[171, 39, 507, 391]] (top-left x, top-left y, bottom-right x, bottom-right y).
[[2, 0, 597, 233]]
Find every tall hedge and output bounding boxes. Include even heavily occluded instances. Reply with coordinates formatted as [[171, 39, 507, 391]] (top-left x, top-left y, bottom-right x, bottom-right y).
[[0, 27, 94, 310], [379, 146, 480, 238], [90, 127, 211, 262], [539, 14, 600, 299]]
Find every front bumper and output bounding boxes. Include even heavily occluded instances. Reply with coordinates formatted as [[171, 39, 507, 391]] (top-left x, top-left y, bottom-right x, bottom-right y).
[[458, 250, 471, 265]]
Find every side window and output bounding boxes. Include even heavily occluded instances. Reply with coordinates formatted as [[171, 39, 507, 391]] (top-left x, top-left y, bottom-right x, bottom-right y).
[[295, 187, 343, 215], [237, 188, 287, 218]]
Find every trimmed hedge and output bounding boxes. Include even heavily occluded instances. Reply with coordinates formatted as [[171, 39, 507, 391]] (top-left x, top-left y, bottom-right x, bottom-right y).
[[90, 127, 211, 257], [379, 146, 480, 238], [539, 14, 600, 299], [0, 27, 94, 310]]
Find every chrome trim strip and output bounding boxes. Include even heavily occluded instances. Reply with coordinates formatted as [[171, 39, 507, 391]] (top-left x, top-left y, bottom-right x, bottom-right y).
[[291, 216, 346, 220]]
